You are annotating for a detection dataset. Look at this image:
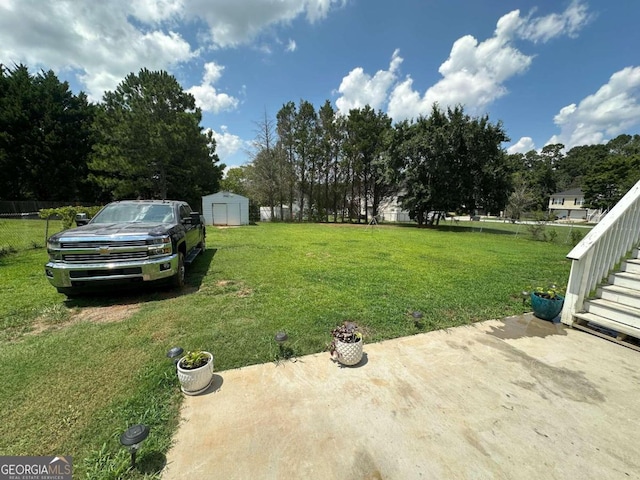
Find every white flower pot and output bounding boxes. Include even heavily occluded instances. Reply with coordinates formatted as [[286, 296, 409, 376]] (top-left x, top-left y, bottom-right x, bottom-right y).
[[177, 352, 214, 395], [333, 338, 363, 366]]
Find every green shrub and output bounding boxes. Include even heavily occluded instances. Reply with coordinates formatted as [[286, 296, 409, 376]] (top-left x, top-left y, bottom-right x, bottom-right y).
[[570, 229, 584, 246], [39, 205, 103, 230]]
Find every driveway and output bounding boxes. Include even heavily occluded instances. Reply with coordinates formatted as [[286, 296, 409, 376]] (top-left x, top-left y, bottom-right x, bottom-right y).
[[163, 314, 639, 479]]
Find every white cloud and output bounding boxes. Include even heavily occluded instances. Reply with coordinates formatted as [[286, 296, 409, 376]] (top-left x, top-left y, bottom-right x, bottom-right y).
[[286, 39, 297, 52], [547, 66, 640, 149], [507, 137, 536, 154], [187, 62, 239, 113], [0, 0, 195, 100], [208, 126, 245, 161], [130, 0, 184, 24], [0, 0, 345, 100], [203, 62, 224, 84], [518, 0, 592, 43], [387, 1, 591, 121], [185, 0, 346, 48], [335, 49, 402, 114]]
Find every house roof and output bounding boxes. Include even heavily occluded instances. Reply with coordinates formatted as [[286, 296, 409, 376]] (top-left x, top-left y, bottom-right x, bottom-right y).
[[551, 188, 583, 197]]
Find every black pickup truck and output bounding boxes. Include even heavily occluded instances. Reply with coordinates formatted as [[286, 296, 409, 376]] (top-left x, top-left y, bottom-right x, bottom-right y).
[[44, 200, 206, 296]]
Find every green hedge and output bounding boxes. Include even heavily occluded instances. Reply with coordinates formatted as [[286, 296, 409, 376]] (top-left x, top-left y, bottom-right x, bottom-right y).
[[39, 205, 103, 230]]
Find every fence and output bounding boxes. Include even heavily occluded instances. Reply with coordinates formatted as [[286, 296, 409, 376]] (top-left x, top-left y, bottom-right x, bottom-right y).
[[0, 201, 99, 254], [0, 214, 65, 254]]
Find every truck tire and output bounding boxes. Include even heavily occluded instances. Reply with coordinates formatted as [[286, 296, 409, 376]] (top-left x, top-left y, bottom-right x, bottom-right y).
[[172, 251, 185, 289]]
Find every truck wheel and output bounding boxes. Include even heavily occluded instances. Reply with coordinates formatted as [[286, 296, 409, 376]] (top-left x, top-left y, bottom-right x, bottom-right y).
[[172, 251, 185, 288]]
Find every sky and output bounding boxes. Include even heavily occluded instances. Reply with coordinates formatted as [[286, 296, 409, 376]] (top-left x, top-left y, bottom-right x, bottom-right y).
[[1, 0, 640, 171]]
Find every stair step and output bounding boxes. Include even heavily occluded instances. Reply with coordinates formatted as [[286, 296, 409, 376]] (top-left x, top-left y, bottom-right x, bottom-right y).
[[598, 285, 640, 309], [573, 311, 640, 340], [184, 247, 202, 265], [609, 271, 640, 290], [584, 298, 640, 329], [623, 258, 640, 274]]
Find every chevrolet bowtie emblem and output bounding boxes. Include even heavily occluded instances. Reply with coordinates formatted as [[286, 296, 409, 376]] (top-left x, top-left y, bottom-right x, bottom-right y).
[[99, 247, 110, 255]]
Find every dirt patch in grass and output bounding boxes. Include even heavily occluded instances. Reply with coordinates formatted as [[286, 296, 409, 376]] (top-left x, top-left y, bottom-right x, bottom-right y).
[[196, 280, 252, 298], [28, 303, 140, 336], [73, 303, 141, 324]]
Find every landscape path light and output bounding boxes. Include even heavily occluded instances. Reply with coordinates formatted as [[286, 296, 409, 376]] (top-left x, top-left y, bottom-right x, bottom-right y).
[[166, 346, 184, 365], [274, 331, 290, 361], [120, 424, 149, 469]]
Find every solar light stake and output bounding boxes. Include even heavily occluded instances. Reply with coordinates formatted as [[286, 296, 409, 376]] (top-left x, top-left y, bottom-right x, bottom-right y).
[[274, 331, 289, 360], [120, 424, 149, 469]]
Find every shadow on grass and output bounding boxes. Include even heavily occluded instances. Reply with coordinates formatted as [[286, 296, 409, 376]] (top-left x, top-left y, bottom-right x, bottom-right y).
[[137, 451, 167, 475], [62, 249, 217, 308], [389, 221, 521, 237]]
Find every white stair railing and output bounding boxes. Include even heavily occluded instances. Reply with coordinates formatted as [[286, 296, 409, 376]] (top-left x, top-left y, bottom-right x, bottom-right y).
[[561, 179, 640, 325]]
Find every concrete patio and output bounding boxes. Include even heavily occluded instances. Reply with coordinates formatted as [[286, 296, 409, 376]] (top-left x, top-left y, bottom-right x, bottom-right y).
[[162, 314, 639, 479]]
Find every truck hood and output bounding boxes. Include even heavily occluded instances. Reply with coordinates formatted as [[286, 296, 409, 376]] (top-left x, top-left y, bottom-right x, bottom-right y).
[[50, 222, 170, 240]]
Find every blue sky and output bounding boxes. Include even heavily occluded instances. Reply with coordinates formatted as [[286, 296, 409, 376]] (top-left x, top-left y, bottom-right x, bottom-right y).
[[2, 0, 639, 171]]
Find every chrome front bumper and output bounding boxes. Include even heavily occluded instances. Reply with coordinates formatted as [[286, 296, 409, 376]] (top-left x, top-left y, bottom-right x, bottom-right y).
[[44, 254, 178, 288]]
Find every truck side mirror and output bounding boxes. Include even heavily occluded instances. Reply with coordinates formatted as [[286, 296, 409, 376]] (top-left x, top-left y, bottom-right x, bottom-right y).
[[188, 212, 202, 225], [75, 213, 89, 226]]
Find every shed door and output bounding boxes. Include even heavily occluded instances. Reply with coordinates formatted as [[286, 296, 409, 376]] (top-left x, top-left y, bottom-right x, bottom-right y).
[[212, 203, 227, 225], [227, 203, 241, 226]]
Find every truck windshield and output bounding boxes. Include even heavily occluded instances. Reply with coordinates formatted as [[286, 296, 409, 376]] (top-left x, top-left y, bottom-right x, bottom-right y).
[[91, 203, 175, 224]]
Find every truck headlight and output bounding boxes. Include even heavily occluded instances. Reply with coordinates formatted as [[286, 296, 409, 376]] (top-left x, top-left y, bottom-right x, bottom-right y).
[[148, 236, 172, 257], [47, 240, 62, 261]]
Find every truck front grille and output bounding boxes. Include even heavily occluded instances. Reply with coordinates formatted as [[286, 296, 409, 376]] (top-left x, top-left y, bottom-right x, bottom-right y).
[[61, 240, 148, 248], [63, 252, 149, 263]]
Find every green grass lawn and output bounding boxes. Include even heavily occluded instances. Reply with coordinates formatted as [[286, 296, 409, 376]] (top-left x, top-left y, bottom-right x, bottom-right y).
[[0, 222, 576, 478]]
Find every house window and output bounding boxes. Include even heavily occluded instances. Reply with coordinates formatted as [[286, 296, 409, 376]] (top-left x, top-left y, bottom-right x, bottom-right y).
[[575, 198, 584, 206], [551, 197, 564, 205]]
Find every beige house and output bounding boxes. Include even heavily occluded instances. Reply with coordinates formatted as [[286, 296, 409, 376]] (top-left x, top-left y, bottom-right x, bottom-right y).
[[548, 188, 590, 221]]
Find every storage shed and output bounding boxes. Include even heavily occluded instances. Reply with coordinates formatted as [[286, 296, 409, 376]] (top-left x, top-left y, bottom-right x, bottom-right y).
[[202, 192, 249, 226]]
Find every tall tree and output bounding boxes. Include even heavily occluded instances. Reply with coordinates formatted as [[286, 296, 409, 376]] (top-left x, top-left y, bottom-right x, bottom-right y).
[[397, 105, 509, 225], [276, 102, 298, 217], [294, 100, 318, 220], [344, 106, 393, 222], [317, 100, 341, 221], [220, 167, 249, 196], [0, 64, 96, 201], [89, 69, 223, 210]]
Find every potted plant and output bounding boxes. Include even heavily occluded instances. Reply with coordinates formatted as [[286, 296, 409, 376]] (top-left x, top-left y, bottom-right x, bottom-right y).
[[329, 321, 363, 366], [529, 284, 565, 321], [177, 350, 214, 395]]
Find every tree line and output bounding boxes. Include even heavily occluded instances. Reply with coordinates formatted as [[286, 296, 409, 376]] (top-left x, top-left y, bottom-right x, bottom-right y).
[[0, 64, 223, 211], [2, 63, 638, 222], [506, 136, 640, 219], [233, 101, 511, 226], [228, 100, 640, 225]]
